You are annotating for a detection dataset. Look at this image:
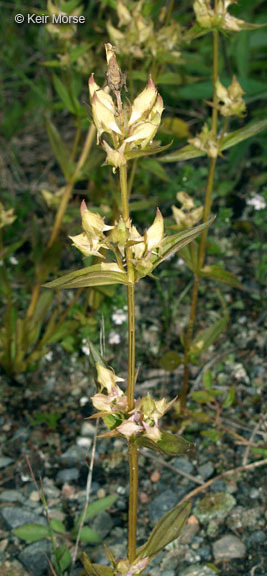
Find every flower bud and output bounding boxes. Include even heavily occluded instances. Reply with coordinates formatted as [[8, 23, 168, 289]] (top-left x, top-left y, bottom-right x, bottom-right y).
[[134, 257, 154, 278], [128, 75, 157, 126], [145, 208, 164, 252], [96, 363, 124, 394], [80, 200, 113, 235], [92, 92, 122, 142], [108, 215, 128, 254], [88, 74, 115, 113]]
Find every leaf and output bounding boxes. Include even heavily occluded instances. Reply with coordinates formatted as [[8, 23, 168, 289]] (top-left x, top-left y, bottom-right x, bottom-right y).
[[160, 117, 190, 139], [160, 144, 205, 163], [203, 370, 213, 391], [151, 218, 214, 270], [160, 351, 183, 371], [179, 243, 199, 272], [77, 527, 102, 543], [222, 386, 235, 409], [75, 495, 117, 529], [136, 431, 193, 457], [220, 119, 267, 152], [191, 391, 214, 404], [46, 118, 74, 180], [53, 75, 78, 114], [125, 141, 172, 160], [57, 545, 72, 572], [200, 265, 242, 289], [201, 429, 222, 442], [190, 314, 229, 358], [43, 263, 129, 290], [81, 553, 114, 576], [140, 158, 170, 182], [13, 523, 49, 543], [136, 501, 192, 561], [50, 519, 66, 534]]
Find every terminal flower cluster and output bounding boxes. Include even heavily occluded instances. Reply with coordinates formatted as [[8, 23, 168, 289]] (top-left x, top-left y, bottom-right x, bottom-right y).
[[215, 76, 246, 117], [193, 0, 249, 32], [91, 363, 175, 443], [88, 44, 164, 171], [188, 124, 218, 158]]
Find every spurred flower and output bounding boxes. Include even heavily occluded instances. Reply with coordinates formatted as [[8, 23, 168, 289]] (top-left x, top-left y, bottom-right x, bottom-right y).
[[92, 92, 122, 142], [145, 208, 164, 252], [128, 75, 157, 126], [80, 200, 112, 236], [96, 363, 124, 394], [69, 232, 107, 258], [102, 141, 127, 173]]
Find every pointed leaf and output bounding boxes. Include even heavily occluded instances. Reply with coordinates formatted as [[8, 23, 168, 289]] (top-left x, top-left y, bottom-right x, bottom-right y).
[[191, 390, 215, 404], [53, 75, 78, 114], [160, 143, 205, 163], [46, 118, 74, 180], [57, 545, 72, 571], [179, 242, 199, 272], [75, 495, 117, 529], [200, 265, 242, 289], [125, 141, 172, 160], [81, 553, 114, 576], [50, 519, 66, 534], [136, 501, 191, 561], [73, 526, 101, 543], [136, 431, 193, 457], [43, 263, 129, 290], [190, 315, 229, 358], [12, 523, 49, 543], [220, 119, 267, 152], [160, 351, 183, 371], [222, 386, 235, 409], [152, 218, 214, 270]]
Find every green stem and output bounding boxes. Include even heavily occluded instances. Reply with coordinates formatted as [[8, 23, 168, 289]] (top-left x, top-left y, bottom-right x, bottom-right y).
[[181, 28, 219, 411], [119, 164, 138, 563]]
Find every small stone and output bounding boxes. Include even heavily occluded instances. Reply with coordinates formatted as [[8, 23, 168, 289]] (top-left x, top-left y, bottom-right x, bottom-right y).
[[19, 540, 52, 576], [150, 470, 160, 483], [61, 484, 76, 499], [199, 545, 211, 560], [0, 506, 46, 529], [213, 534, 246, 560], [0, 457, 14, 469], [29, 491, 40, 502], [173, 457, 194, 475], [149, 490, 178, 526], [80, 421, 96, 436], [56, 468, 79, 484], [91, 511, 113, 539], [198, 462, 214, 480], [59, 445, 87, 466], [0, 490, 25, 504], [97, 488, 106, 499], [76, 436, 92, 449], [139, 492, 149, 504], [246, 530, 266, 547], [180, 515, 199, 545], [194, 492, 236, 524]]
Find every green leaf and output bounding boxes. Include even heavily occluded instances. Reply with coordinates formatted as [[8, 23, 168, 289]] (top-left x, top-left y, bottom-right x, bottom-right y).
[[125, 141, 172, 160], [191, 391, 214, 404], [160, 144, 205, 163], [203, 370, 213, 391], [81, 553, 114, 576], [136, 501, 191, 561], [136, 431, 193, 457], [160, 351, 183, 371], [53, 75, 78, 114], [57, 545, 72, 572], [43, 263, 129, 290], [200, 265, 242, 289], [50, 519, 66, 534], [13, 523, 49, 543], [151, 218, 214, 270], [190, 314, 229, 358], [46, 119, 74, 180], [77, 527, 102, 543], [140, 158, 170, 182], [179, 243, 199, 272], [222, 386, 235, 409], [160, 117, 190, 139], [201, 429, 222, 442], [75, 495, 117, 529], [220, 119, 267, 152]]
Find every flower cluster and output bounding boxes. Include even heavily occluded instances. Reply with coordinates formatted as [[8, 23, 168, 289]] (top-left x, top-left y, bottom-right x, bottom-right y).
[[107, 0, 182, 61], [0, 202, 16, 229], [172, 192, 203, 230], [70, 200, 166, 279], [116, 557, 149, 576], [91, 363, 175, 443], [194, 0, 249, 32], [89, 43, 164, 170], [215, 76, 246, 118], [188, 124, 218, 158]]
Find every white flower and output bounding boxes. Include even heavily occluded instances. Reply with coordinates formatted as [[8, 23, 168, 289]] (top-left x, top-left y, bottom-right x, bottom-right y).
[[247, 194, 266, 211], [112, 309, 127, 325], [81, 340, 90, 356], [9, 256, 18, 265], [109, 331, 121, 345], [44, 351, 53, 362]]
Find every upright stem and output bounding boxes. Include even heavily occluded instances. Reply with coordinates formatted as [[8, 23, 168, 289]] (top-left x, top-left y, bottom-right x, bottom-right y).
[[119, 164, 138, 563], [181, 28, 219, 411]]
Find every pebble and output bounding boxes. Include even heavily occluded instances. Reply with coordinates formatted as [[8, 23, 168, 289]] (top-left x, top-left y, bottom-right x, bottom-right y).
[[59, 445, 87, 466], [19, 540, 52, 576], [90, 511, 113, 539], [213, 534, 246, 560], [173, 457, 194, 475], [56, 468, 79, 484], [80, 421, 96, 436], [198, 462, 214, 480], [0, 457, 14, 469], [148, 490, 178, 526], [180, 515, 199, 545], [150, 470, 160, 483], [76, 436, 92, 449], [194, 492, 236, 523], [29, 490, 40, 502], [0, 490, 25, 504], [0, 507, 46, 530], [246, 530, 266, 547]]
